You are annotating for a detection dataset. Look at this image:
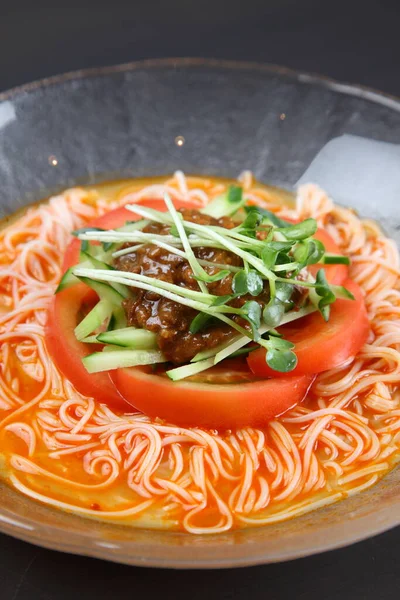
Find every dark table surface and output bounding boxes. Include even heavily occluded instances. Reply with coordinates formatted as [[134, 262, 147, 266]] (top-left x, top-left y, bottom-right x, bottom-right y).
[[0, 1, 399, 598]]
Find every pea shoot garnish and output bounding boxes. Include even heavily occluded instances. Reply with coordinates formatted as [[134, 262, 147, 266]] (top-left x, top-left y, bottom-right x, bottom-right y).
[[68, 188, 353, 379]]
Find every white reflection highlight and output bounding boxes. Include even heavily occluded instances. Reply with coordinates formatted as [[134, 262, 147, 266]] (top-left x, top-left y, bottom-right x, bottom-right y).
[[0, 102, 16, 130]]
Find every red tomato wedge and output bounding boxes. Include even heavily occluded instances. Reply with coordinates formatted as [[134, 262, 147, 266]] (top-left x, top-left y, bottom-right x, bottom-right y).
[[110, 367, 315, 429], [310, 229, 349, 284], [247, 278, 369, 378], [46, 285, 128, 408], [47, 198, 199, 409]]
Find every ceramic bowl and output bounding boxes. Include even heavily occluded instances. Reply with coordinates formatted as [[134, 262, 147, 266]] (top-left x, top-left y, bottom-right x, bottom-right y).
[[0, 59, 399, 567]]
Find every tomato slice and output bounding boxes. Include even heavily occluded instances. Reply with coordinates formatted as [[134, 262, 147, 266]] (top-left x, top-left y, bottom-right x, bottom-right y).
[[311, 229, 349, 284], [110, 367, 315, 429], [47, 198, 199, 409], [247, 279, 369, 378], [45, 284, 128, 408]]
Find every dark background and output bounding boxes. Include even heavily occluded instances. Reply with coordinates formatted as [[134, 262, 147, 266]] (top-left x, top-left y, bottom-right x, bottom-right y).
[[1, 0, 400, 96], [0, 0, 400, 598]]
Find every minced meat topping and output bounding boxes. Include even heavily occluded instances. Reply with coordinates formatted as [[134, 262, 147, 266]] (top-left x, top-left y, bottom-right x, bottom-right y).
[[113, 209, 270, 363]]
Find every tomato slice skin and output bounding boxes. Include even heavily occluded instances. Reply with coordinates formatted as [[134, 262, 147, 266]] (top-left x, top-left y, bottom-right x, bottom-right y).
[[45, 285, 128, 408], [110, 367, 315, 429], [310, 229, 349, 284], [247, 279, 369, 378]]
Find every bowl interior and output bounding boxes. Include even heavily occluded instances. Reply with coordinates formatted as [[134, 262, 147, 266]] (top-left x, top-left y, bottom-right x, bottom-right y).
[[0, 59, 399, 567]]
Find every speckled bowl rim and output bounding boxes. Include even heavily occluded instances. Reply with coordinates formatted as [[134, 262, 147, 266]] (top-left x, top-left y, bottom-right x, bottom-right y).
[[1, 57, 400, 112], [0, 58, 399, 568]]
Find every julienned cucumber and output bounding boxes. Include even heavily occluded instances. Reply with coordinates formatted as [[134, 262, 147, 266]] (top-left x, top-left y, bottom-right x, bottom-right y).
[[76, 276, 124, 304], [97, 327, 157, 349], [80, 251, 130, 298], [80, 335, 99, 344], [201, 186, 245, 219], [55, 251, 130, 298], [321, 253, 350, 265], [117, 219, 149, 233], [56, 259, 92, 292], [82, 219, 149, 256], [57, 250, 104, 293], [56, 252, 130, 298], [76, 276, 127, 330], [166, 358, 215, 381], [82, 348, 166, 373], [74, 298, 113, 341]]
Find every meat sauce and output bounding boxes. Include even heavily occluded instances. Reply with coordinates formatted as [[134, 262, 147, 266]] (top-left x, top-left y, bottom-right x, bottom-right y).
[[114, 209, 270, 363]]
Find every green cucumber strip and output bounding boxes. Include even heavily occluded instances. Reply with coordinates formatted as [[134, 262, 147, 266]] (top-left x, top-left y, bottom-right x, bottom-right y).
[[80, 250, 114, 269], [192, 326, 273, 363], [91, 220, 149, 255], [56, 258, 94, 293], [80, 335, 100, 344], [201, 185, 245, 219], [75, 276, 125, 305], [330, 285, 355, 300], [214, 326, 269, 364], [166, 358, 215, 381], [82, 349, 165, 373], [97, 328, 157, 349], [57, 253, 130, 298], [111, 305, 127, 330], [117, 219, 149, 233], [76, 219, 149, 248], [56, 268, 80, 293], [82, 244, 106, 259], [75, 275, 127, 331], [80, 251, 130, 298], [230, 346, 257, 358], [321, 253, 350, 265], [107, 314, 116, 331], [74, 299, 113, 341], [191, 340, 235, 362]]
